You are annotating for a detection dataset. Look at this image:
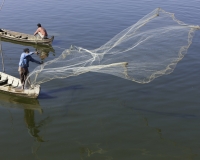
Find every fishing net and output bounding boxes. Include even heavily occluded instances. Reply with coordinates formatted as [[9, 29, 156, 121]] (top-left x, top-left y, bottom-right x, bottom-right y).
[[26, 8, 200, 87]]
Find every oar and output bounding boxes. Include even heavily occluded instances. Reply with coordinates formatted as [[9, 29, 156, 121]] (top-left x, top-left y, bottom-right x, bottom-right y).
[[0, 36, 5, 72], [0, 0, 6, 72]]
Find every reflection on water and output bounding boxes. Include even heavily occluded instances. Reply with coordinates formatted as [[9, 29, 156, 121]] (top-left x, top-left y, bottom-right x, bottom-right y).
[[0, 92, 52, 157], [24, 109, 45, 142], [23, 108, 51, 158], [0, 91, 42, 112], [1, 37, 55, 61], [38, 49, 49, 60], [78, 142, 107, 159], [23, 109, 51, 157]]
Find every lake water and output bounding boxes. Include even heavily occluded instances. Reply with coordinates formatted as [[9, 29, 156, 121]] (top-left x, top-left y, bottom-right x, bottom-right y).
[[0, 0, 200, 159]]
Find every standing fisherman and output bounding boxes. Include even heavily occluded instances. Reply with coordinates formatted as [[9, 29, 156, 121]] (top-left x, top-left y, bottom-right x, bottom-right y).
[[18, 48, 42, 89]]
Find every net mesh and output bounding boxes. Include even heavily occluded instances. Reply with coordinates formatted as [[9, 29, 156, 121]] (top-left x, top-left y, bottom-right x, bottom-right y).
[[26, 8, 200, 87]]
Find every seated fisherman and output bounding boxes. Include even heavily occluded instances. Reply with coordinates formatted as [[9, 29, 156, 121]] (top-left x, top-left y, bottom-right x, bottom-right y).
[[34, 23, 48, 39]]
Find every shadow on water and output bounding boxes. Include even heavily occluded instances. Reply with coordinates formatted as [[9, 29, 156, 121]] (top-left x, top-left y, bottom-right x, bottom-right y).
[[38, 84, 84, 99]]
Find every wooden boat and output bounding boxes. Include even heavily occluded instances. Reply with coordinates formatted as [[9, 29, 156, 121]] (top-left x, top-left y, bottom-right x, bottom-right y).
[[0, 29, 54, 45], [0, 71, 40, 98]]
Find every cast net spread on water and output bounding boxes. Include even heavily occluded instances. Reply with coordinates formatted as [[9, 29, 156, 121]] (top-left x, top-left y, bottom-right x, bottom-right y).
[[26, 8, 200, 87]]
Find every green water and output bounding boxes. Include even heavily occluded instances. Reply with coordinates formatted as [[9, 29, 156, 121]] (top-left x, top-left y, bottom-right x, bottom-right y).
[[0, 0, 200, 159]]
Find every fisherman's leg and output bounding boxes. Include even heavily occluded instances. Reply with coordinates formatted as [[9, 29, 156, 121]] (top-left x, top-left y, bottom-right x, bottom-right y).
[[20, 69, 26, 89], [38, 32, 44, 39], [24, 68, 30, 89], [23, 70, 27, 88]]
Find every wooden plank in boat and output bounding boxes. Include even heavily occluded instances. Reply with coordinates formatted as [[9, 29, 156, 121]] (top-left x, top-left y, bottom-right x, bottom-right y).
[[7, 76, 14, 85], [15, 87, 24, 92], [12, 78, 20, 87], [0, 73, 8, 83]]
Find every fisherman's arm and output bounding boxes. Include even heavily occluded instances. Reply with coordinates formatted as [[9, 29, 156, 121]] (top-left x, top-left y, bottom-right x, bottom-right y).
[[29, 57, 42, 64], [34, 28, 40, 35]]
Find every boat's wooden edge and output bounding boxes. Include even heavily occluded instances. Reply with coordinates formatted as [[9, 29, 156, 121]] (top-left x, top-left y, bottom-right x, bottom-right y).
[[0, 88, 40, 99]]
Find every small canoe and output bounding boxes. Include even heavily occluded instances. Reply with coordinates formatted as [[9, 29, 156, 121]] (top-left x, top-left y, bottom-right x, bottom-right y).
[[0, 72, 40, 98], [0, 29, 54, 45]]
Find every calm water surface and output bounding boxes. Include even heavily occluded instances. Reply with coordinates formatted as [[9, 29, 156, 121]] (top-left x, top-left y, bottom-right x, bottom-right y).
[[0, 0, 200, 159]]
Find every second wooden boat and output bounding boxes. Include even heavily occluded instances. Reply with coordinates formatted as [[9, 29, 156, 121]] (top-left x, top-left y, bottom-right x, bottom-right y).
[[0, 29, 54, 45]]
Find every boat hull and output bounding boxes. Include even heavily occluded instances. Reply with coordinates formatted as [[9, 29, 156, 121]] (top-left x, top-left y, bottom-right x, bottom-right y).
[[0, 29, 54, 45]]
